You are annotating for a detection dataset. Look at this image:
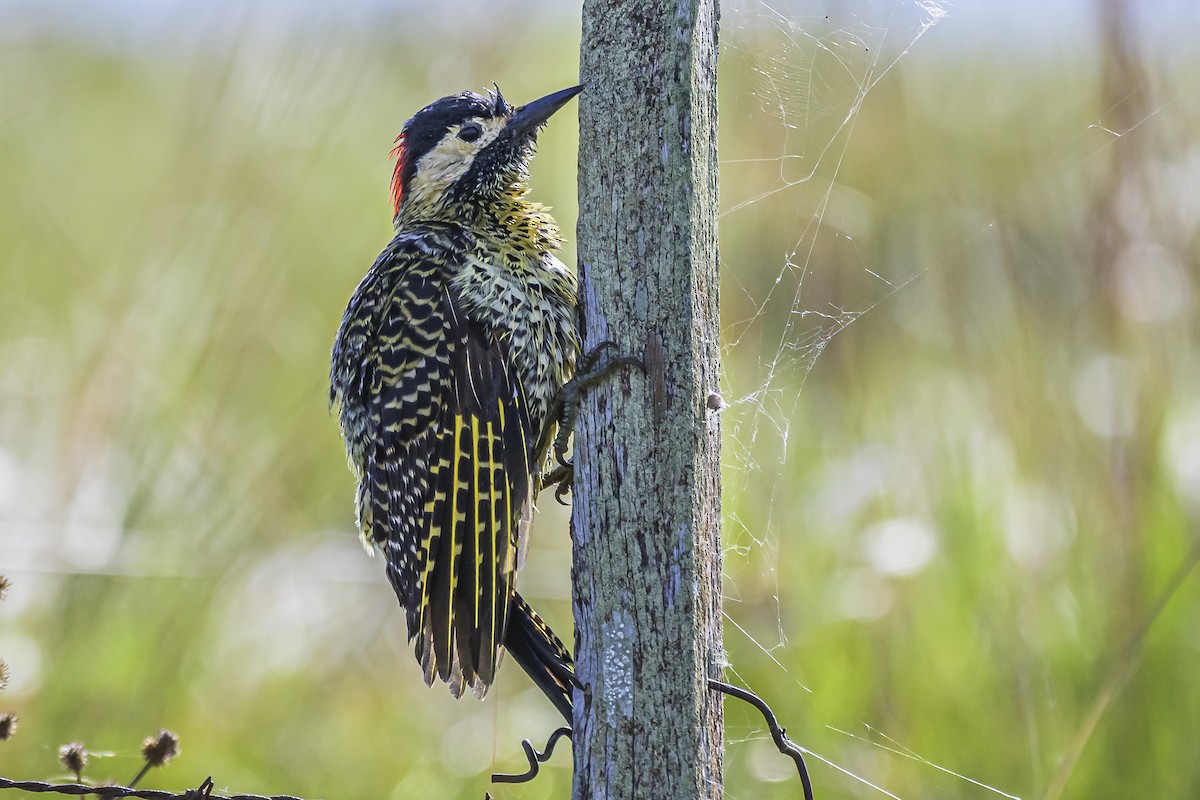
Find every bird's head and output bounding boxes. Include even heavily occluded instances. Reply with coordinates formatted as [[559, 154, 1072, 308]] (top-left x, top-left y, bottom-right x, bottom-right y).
[[389, 84, 583, 218]]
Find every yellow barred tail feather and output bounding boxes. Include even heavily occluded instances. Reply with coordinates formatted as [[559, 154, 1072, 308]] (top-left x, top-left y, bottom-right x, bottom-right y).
[[503, 592, 578, 723]]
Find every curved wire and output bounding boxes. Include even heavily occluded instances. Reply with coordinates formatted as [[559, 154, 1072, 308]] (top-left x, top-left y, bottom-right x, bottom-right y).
[[709, 679, 815, 800], [490, 726, 573, 784]]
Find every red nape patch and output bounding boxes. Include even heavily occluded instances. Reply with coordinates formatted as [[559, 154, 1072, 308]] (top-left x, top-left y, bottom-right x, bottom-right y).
[[389, 133, 407, 215]]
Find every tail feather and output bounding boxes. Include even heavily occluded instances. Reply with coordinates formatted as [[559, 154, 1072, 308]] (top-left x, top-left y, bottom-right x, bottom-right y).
[[504, 592, 578, 723]]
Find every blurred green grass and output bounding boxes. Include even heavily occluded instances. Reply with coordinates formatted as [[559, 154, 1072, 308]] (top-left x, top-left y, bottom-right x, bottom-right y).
[[1, 3, 1198, 799]]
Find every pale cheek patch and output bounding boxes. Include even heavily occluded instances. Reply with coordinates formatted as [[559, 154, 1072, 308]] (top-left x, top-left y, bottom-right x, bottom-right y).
[[405, 117, 508, 208]]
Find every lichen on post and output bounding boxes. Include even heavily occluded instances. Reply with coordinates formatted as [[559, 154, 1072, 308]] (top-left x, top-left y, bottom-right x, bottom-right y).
[[572, 0, 723, 798]]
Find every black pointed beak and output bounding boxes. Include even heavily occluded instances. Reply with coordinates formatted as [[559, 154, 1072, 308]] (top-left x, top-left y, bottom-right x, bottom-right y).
[[506, 85, 584, 139]]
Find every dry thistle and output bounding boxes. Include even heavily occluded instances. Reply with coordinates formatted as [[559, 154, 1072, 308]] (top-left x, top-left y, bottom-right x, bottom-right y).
[[142, 729, 179, 767], [0, 575, 9, 601], [0, 712, 16, 740], [0, 660, 8, 692], [129, 728, 180, 787], [58, 741, 88, 781]]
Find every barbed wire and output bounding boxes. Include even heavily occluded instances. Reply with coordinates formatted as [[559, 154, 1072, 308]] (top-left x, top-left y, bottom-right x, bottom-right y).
[[0, 776, 309, 800]]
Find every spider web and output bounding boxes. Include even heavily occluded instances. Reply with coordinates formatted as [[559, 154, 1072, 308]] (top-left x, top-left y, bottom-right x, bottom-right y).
[[720, 0, 946, 458], [714, 2, 1019, 797], [718, 1, 947, 565], [716, 0, 1200, 797]]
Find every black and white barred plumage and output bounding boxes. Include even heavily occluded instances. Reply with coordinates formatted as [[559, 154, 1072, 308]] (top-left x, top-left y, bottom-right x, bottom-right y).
[[330, 86, 583, 720]]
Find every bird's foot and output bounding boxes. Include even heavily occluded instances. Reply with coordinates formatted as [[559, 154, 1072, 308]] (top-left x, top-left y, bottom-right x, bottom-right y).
[[541, 341, 643, 501]]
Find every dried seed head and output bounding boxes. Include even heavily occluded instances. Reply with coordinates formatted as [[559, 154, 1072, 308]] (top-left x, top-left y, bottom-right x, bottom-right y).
[[0, 660, 8, 691], [0, 712, 16, 740], [141, 729, 180, 767], [0, 575, 9, 601], [59, 741, 88, 778]]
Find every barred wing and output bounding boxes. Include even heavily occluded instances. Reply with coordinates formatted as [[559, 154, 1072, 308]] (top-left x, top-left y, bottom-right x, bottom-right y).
[[337, 248, 535, 697]]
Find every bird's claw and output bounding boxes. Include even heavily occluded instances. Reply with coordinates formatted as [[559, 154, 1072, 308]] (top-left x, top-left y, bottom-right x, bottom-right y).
[[535, 340, 643, 502]]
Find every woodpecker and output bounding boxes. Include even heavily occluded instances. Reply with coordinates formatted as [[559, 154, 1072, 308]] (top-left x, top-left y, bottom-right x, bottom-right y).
[[330, 85, 584, 722]]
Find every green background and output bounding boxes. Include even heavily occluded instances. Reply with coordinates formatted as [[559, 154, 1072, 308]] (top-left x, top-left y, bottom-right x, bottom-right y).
[[1, 2, 1198, 798]]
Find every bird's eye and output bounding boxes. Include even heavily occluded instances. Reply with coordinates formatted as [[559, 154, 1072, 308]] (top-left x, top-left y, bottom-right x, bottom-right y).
[[458, 123, 483, 143]]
